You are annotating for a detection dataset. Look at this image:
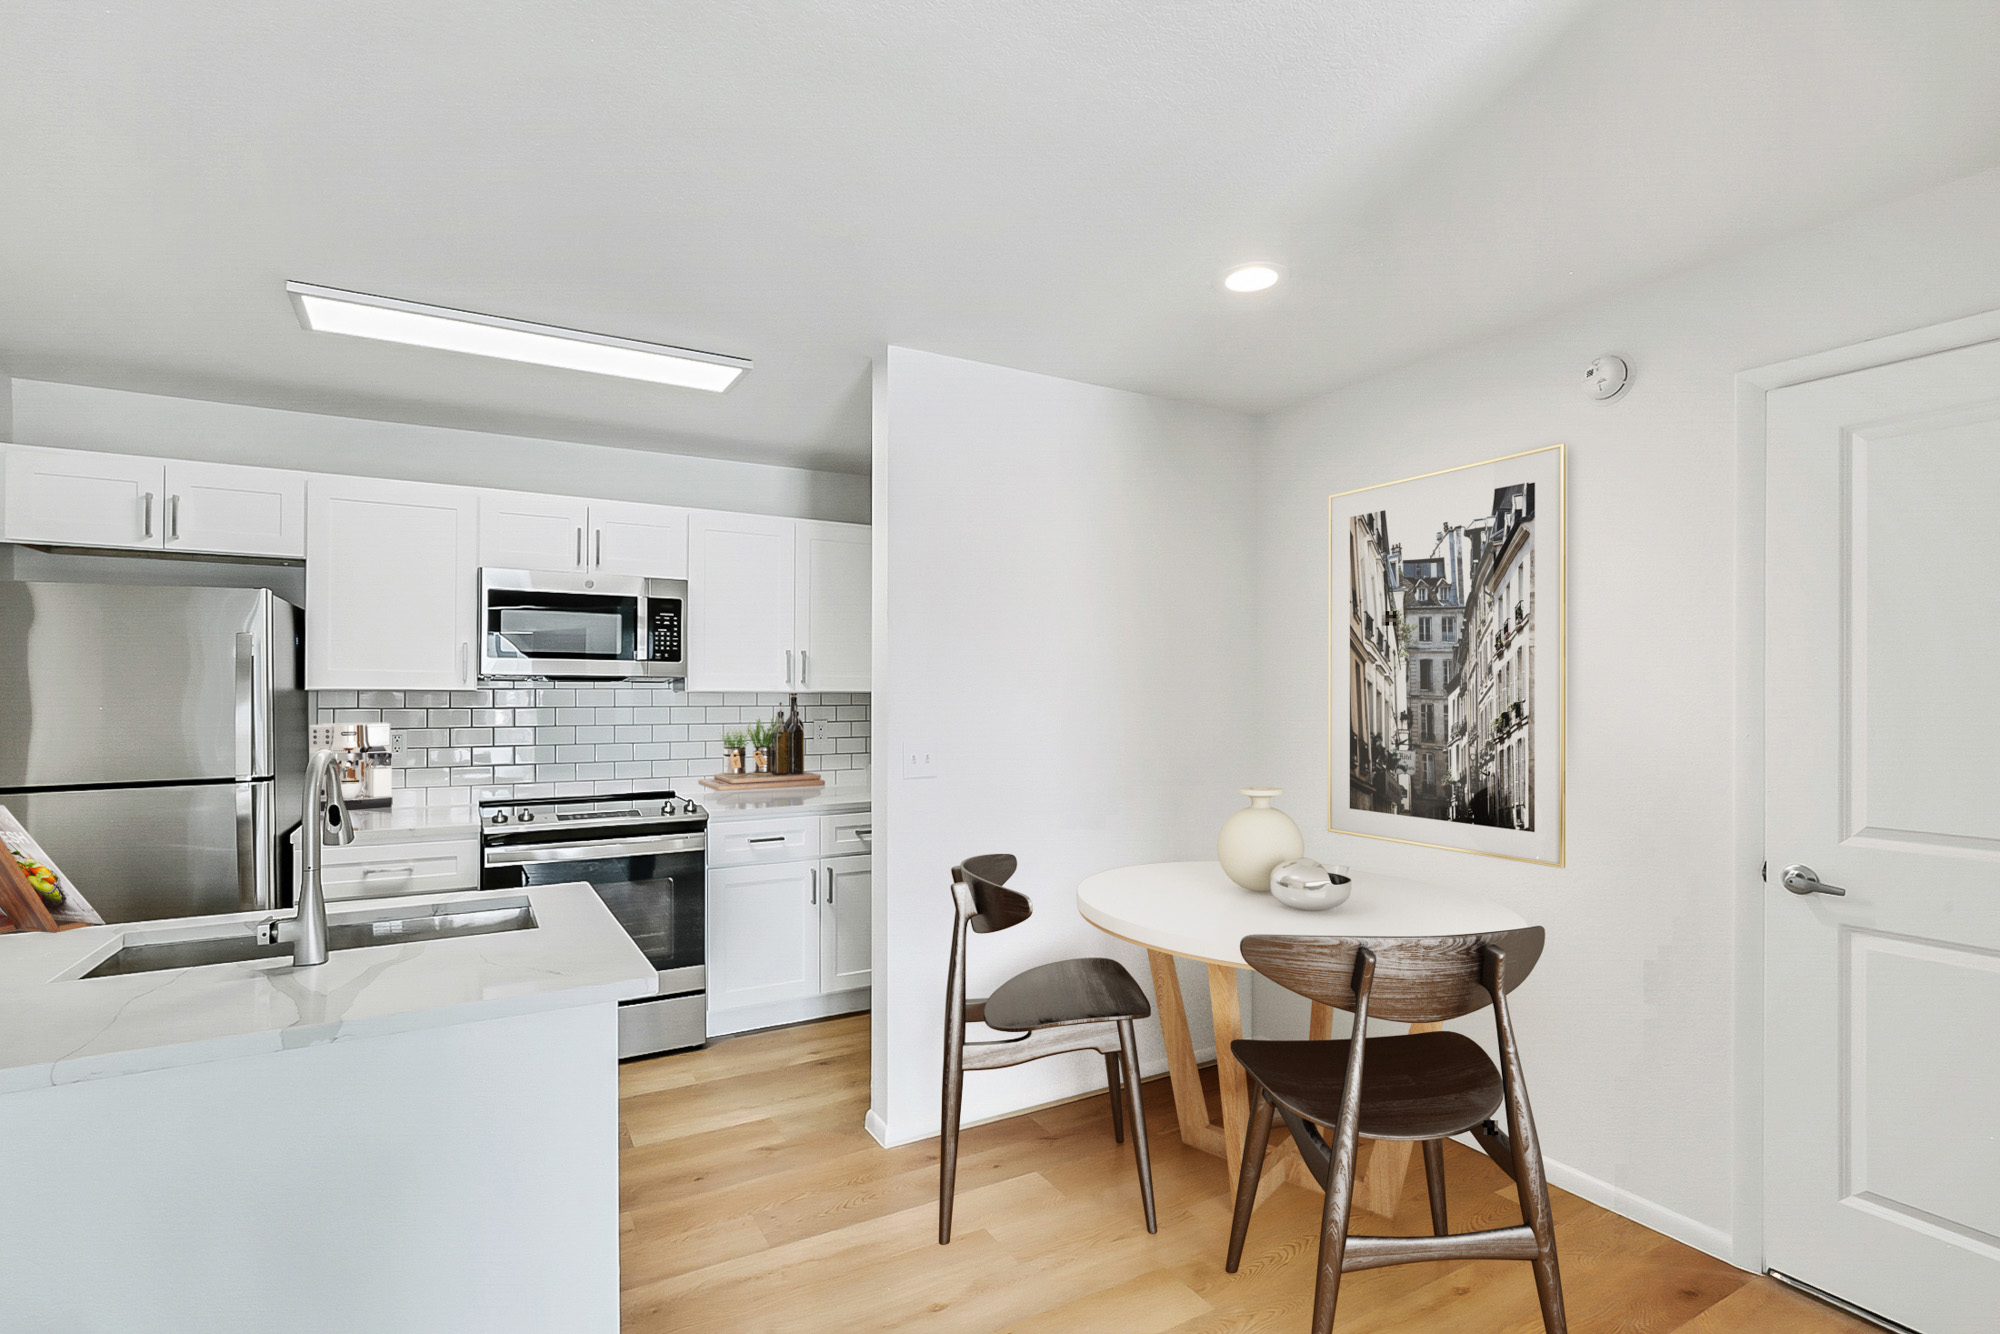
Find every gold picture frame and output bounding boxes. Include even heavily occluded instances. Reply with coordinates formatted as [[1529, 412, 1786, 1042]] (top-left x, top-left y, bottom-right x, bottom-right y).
[[1325, 444, 1565, 866]]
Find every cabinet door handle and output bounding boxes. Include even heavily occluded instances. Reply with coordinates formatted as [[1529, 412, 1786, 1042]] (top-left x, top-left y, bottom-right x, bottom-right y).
[[168, 493, 180, 541], [141, 491, 154, 538], [810, 867, 817, 905], [800, 650, 809, 687], [459, 642, 470, 684], [827, 869, 834, 905], [785, 649, 793, 686], [575, 527, 584, 568], [594, 530, 602, 568]]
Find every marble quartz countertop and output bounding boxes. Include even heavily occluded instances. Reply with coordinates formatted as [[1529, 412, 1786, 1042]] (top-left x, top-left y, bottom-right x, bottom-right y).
[[696, 776, 871, 821], [344, 802, 482, 843], [0, 882, 654, 1095]]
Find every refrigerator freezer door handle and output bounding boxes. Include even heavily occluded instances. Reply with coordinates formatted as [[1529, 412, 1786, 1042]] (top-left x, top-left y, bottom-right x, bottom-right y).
[[235, 633, 257, 779], [236, 782, 273, 913]]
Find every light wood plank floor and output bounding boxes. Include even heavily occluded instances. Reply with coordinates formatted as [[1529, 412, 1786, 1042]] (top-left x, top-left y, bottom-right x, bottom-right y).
[[619, 1014, 1871, 1333]]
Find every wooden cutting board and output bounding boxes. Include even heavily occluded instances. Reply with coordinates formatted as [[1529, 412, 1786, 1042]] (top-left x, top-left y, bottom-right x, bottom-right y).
[[699, 772, 826, 791]]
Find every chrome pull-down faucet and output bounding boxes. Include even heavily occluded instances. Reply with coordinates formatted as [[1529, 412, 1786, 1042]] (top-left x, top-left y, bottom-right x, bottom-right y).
[[294, 747, 354, 966]]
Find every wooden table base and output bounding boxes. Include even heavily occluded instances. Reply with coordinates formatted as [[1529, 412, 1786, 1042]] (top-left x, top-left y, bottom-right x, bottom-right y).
[[1146, 949, 1436, 1214]]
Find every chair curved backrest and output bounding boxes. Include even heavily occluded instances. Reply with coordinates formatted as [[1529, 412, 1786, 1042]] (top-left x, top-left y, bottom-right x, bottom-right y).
[[1239, 927, 1545, 1024], [954, 854, 1033, 934]]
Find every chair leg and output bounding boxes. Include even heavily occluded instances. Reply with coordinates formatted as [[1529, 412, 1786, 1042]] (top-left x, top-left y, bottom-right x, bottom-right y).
[[1421, 1138, 1449, 1236], [938, 1028, 965, 1245], [1116, 1018, 1157, 1234], [1518, 1142, 1567, 1334], [1104, 1051, 1125, 1145], [1309, 1114, 1363, 1334], [1224, 1085, 1276, 1272]]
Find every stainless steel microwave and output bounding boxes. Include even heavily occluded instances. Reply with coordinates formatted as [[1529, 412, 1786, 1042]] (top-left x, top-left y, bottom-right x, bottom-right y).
[[479, 569, 687, 681]]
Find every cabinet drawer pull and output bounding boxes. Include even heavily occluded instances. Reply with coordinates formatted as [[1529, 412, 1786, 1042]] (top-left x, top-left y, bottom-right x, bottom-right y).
[[361, 865, 416, 877], [747, 835, 787, 845], [855, 829, 872, 841]]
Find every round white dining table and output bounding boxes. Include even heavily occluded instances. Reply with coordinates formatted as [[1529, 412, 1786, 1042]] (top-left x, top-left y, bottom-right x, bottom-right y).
[[1077, 860, 1527, 1213]]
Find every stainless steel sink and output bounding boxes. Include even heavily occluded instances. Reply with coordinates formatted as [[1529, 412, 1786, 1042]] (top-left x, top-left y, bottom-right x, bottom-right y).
[[82, 899, 537, 979]]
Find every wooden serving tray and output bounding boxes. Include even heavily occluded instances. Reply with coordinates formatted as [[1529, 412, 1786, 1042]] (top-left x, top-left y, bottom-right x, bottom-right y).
[[699, 772, 826, 791]]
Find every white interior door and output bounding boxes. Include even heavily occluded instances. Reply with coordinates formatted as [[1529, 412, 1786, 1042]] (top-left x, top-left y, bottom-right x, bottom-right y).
[[1766, 337, 2000, 1334]]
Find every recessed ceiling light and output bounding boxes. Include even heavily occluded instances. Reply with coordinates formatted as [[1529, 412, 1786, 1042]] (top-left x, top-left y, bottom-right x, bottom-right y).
[[1222, 264, 1281, 293], [285, 282, 750, 392]]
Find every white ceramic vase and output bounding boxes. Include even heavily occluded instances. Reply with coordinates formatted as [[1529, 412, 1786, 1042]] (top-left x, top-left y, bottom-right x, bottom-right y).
[[1217, 787, 1304, 891]]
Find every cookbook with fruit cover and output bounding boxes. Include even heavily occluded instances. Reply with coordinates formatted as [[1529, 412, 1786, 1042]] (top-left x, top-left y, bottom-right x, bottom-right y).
[[0, 806, 102, 930]]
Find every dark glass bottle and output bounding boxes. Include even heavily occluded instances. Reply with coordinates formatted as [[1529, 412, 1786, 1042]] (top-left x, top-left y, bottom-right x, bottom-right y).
[[784, 694, 806, 775], [772, 708, 795, 776]]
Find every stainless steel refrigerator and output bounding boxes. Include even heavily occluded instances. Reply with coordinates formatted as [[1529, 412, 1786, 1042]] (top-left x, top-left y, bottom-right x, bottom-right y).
[[0, 582, 304, 923]]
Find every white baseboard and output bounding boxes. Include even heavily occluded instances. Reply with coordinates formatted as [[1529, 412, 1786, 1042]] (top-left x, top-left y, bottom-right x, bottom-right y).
[[864, 1108, 890, 1148], [1537, 1153, 1734, 1264]]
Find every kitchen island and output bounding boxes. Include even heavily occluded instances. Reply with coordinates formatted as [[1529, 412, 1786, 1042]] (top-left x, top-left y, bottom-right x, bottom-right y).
[[0, 881, 652, 1333]]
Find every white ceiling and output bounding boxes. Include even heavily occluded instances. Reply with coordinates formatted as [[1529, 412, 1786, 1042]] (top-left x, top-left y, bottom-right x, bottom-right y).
[[4, 0, 1999, 475]]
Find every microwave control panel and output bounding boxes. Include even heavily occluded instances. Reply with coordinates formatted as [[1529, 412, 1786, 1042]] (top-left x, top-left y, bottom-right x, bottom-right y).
[[649, 599, 683, 664]]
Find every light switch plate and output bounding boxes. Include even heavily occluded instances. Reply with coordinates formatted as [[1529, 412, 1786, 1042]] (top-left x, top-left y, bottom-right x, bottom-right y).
[[903, 749, 937, 780]]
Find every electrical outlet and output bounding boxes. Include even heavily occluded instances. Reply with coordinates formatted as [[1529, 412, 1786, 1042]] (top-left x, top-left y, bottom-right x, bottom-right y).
[[811, 718, 828, 742], [389, 731, 406, 754], [903, 749, 937, 780], [309, 724, 337, 750]]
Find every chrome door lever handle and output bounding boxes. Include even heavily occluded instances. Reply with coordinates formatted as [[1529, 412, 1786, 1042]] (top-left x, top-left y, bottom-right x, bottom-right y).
[[1781, 864, 1847, 897]]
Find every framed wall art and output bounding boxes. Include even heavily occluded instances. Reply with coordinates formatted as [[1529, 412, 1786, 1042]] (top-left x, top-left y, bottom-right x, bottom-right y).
[[1327, 444, 1564, 866]]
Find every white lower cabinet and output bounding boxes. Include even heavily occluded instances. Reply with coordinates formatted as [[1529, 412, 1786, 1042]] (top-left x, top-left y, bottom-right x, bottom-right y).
[[820, 853, 871, 992], [706, 813, 872, 1036], [708, 860, 822, 1012]]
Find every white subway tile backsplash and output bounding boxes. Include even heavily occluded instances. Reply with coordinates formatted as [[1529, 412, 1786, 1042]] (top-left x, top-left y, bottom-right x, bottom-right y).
[[308, 687, 867, 805]]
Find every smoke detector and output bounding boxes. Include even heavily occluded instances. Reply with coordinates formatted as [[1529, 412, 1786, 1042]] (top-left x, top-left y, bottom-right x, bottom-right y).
[[1583, 355, 1629, 401]]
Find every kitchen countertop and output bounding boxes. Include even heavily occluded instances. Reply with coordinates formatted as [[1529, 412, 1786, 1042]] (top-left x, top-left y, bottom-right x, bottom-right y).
[[696, 778, 871, 821], [345, 802, 482, 843], [0, 882, 653, 1095]]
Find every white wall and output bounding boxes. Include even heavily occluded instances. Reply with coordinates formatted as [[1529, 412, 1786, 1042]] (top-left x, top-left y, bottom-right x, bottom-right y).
[[869, 346, 1260, 1145], [8, 378, 869, 523], [1253, 163, 2000, 1265]]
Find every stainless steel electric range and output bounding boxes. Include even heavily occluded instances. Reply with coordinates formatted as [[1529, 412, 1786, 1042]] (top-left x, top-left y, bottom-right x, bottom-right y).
[[479, 789, 707, 1058]]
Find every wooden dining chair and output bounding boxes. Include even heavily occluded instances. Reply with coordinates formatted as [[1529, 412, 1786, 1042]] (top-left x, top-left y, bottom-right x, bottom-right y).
[[939, 853, 1157, 1244], [1224, 927, 1565, 1334]]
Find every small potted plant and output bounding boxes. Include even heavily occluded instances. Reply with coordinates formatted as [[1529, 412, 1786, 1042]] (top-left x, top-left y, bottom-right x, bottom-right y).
[[722, 728, 747, 774], [747, 718, 773, 773]]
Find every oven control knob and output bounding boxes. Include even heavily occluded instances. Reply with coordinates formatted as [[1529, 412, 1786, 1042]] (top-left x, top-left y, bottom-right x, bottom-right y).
[[491, 811, 509, 824], [682, 799, 700, 816], [518, 810, 535, 823]]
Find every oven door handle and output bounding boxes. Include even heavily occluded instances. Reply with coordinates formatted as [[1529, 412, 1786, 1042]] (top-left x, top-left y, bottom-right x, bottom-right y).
[[484, 833, 707, 866]]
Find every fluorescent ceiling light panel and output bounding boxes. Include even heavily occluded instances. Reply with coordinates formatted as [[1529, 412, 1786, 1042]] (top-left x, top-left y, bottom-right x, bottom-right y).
[[285, 282, 750, 392]]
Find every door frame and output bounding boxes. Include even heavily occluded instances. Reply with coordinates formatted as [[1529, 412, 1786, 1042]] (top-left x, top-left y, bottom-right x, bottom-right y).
[[1732, 305, 2000, 1273]]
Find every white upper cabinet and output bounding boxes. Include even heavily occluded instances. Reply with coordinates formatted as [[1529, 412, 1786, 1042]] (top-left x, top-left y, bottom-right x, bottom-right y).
[[2, 446, 163, 549], [478, 491, 688, 579], [687, 511, 797, 692], [589, 500, 689, 580], [795, 521, 871, 692], [307, 476, 479, 690], [163, 460, 305, 558], [479, 491, 591, 571], [0, 446, 303, 558]]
